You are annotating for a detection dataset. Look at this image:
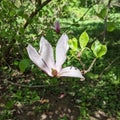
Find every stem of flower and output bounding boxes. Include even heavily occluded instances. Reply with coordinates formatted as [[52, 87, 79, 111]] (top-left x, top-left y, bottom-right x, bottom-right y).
[[84, 58, 97, 74]]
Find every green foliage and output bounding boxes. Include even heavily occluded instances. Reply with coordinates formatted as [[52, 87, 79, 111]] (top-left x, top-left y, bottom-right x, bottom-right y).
[[19, 59, 30, 72], [12, 88, 40, 104], [0, 0, 120, 119], [79, 31, 89, 49], [107, 22, 116, 32], [97, 7, 107, 19], [58, 115, 68, 120], [68, 37, 78, 51], [86, 72, 99, 79], [91, 40, 107, 58]]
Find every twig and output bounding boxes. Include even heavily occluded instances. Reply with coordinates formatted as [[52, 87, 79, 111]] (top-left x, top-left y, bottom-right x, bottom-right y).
[[2, 0, 52, 65], [4, 79, 56, 88], [103, 0, 112, 43], [1, 75, 64, 88], [84, 58, 97, 74], [99, 56, 120, 79], [78, 0, 102, 21], [77, 49, 86, 70], [77, 58, 86, 71], [24, 0, 52, 29]]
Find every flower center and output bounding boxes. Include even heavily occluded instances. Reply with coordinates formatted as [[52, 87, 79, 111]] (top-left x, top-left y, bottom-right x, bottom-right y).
[[52, 69, 58, 77]]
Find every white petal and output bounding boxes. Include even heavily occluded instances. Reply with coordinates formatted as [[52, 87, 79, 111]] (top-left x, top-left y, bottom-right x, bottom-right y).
[[59, 66, 84, 78], [39, 37, 55, 69], [27, 44, 52, 76], [56, 34, 69, 72]]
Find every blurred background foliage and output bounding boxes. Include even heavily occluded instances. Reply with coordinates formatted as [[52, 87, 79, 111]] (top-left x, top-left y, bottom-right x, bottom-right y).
[[0, 0, 120, 119]]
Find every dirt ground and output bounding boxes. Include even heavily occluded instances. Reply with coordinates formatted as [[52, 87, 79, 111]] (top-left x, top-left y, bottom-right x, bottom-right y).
[[0, 74, 117, 120], [0, 91, 116, 120]]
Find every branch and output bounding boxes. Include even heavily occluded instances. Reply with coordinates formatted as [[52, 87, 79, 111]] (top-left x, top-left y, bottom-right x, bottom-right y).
[[4, 79, 56, 88], [76, 0, 102, 22], [84, 58, 97, 74], [103, 0, 112, 42], [77, 49, 86, 70], [2, 75, 59, 88], [24, 0, 52, 29], [99, 57, 119, 79]]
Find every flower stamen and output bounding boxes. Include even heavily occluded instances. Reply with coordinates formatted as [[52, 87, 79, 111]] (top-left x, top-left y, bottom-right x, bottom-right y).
[[52, 69, 58, 76]]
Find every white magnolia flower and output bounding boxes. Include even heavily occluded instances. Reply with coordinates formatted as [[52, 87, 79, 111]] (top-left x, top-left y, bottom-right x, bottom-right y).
[[27, 34, 84, 79]]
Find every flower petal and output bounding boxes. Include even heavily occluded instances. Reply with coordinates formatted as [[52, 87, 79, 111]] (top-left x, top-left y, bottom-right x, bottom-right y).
[[39, 37, 55, 69], [59, 66, 84, 78], [27, 44, 52, 76], [56, 34, 69, 72]]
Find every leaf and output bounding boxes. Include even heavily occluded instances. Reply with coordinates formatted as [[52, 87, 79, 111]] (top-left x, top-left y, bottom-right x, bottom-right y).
[[6, 101, 14, 109], [68, 37, 78, 51], [13, 60, 19, 66], [19, 59, 30, 72], [91, 40, 107, 58], [86, 72, 99, 79], [97, 7, 107, 19], [79, 31, 89, 49], [107, 22, 116, 32]]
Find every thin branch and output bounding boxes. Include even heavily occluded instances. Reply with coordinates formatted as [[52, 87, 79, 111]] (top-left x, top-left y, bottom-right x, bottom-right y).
[[99, 56, 120, 79], [1, 76, 59, 88], [84, 58, 97, 74], [4, 79, 56, 88], [77, 50, 86, 70], [103, 0, 112, 43], [76, 0, 102, 22], [77, 58, 86, 71], [2, 0, 52, 60], [24, 0, 52, 29]]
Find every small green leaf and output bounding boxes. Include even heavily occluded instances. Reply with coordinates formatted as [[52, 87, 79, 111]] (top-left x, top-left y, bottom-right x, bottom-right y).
[[107, 22, 116, 32], [6, 101, 14, 109], [86, 72, 99, 79], [19, 27, 24, 34], [91, 40, 107, 58], [68, 37, 78, 51], [79, 31, 89, 49], [19, 59, 30, 72], [13, 60, 19, 66], [98, 7, 107, 19], [10, 9, 16, 16]]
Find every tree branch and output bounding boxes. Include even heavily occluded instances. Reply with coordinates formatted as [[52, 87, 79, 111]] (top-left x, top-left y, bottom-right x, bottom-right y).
[[84, 58, 97, 74], [24, 0, 52, 29], [99, 56, 119, 79], [103, 0, 112, 42]]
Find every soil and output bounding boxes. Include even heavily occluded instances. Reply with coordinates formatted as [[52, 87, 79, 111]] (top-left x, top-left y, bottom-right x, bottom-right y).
[[14, 94, 80, 120], [0, 74, 117, 120]]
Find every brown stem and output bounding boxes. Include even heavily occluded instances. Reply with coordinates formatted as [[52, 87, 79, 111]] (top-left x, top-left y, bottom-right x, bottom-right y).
[[77, 58, 86, 71], [4, 79, 56, 88], [76, 0, 102, 22], [84, 58, 97, 74], [2, 0, 52, 66], [77, 49, 86, 70], [99, 56, 119, 79], [103, 0, 112, 43], [24, 0, 52, 29]]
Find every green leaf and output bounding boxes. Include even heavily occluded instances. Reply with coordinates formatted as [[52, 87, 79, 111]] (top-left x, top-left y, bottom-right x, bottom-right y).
[[19, 59, 30, 72], [6, 101, 14, 109], [91, 40, 107, 58], [13, 60, 19, 66], [86, 72, 99, 79], [68, 37, 78, 51], [98, 7, 107, 19], [79, 31, 89, 49], [107, 22, 116, 32], [19, 27, 24, 34]]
